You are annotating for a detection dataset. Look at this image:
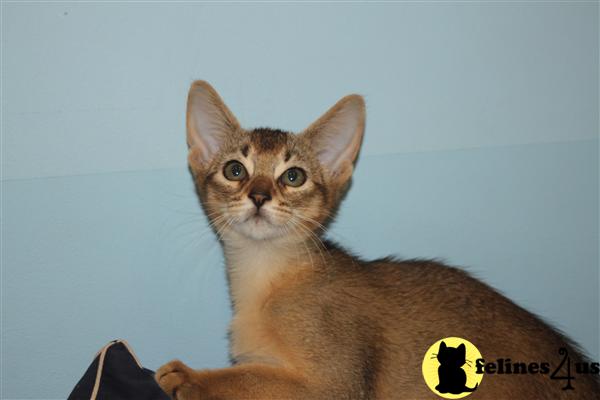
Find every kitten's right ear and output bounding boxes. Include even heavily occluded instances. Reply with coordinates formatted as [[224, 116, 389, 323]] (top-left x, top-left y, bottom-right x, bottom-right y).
[[301, 94, 365, 183], [186, 81, 241, 165]]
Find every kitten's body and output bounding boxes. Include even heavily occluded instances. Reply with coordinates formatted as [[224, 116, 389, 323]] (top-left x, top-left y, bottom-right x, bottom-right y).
[[157, 82, 599, 399], [226, 238, 597, 399]]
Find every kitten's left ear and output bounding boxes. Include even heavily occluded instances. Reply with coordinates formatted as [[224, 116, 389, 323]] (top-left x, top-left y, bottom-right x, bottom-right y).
[[301, 94, 365, 183]]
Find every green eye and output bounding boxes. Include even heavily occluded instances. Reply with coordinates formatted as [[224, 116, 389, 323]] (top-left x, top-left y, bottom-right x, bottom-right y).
[[223, 160, 247, 181], [280, 167, 306, 187]]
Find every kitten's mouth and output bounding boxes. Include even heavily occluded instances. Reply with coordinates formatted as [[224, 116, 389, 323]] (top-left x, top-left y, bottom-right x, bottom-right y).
[[250, 210, 270, 224], [228, 205, 295, 241], [243, 208, 273, 225], [231, 208, 286, 241]]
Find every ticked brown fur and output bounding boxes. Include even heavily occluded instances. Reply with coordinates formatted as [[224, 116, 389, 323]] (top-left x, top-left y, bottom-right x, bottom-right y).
[[157, 81, 599, 399]]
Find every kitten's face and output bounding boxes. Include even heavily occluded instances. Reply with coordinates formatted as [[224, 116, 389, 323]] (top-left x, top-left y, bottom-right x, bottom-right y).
[[196, 129, 331, 241], [186, 81, 365, 244]]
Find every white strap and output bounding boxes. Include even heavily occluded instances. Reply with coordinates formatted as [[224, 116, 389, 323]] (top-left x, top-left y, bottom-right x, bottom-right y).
[[89, 339, 142, 400]]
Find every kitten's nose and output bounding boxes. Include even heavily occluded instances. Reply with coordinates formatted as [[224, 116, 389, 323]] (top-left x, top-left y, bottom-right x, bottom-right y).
[[248, 191, 271, 209], [248, 177, 273, 209]]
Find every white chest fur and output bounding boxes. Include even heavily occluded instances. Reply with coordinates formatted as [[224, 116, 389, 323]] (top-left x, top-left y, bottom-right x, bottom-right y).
[[224, 240, 295, 366]]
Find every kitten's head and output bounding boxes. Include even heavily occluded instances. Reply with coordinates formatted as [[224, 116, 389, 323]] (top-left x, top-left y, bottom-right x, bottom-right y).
[[186, 81, 365, 243]]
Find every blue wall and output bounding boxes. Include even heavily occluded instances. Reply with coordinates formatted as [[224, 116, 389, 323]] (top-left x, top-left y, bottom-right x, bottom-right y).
[[2, 3, 598, 399]]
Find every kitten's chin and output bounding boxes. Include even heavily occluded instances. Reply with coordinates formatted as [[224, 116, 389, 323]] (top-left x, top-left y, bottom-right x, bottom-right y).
[[232, 215, 287, 241]]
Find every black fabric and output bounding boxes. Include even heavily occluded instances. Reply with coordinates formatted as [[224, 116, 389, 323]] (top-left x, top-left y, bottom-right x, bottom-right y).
[[68, 340, 170, 400]]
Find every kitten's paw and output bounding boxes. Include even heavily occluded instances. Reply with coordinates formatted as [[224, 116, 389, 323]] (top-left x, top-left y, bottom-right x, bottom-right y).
[[156, 359, 196, 399]]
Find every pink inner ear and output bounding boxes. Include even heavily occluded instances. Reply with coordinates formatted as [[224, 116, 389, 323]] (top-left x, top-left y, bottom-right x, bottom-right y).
[[318, 124, 355, 166], [189, 108, 225, 157], [312, 99, 365, 172]]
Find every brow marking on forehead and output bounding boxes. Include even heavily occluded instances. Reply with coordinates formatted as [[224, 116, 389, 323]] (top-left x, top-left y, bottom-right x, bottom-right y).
[[250, 128, 288, 152], [284, 150, 292, 162], [241, 145, 249, 158]]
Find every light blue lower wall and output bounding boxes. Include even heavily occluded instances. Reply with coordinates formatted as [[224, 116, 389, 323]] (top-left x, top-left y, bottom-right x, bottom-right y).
[[2, 139, 598, 399]]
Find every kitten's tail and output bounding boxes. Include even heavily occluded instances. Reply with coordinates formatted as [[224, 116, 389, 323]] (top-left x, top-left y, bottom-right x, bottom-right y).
[[463, 383, 478, 392]]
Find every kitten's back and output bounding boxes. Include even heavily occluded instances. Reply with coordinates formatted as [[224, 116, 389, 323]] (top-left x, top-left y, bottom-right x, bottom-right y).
[[319, 247, 600, 398]]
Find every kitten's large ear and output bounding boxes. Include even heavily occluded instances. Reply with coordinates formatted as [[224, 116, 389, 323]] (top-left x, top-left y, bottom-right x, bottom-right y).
[[439, 341, 447, 352], [187, 81, 241, 164], [302, 94, 365, 182]]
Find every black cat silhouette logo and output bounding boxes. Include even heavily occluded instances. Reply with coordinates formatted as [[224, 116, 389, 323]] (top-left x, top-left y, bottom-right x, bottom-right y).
[[435, 341, 478, 394], [422, 337, 484, 399]]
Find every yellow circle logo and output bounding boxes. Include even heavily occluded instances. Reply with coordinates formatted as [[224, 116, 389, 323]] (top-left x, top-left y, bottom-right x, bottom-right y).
[[422, 337, 484, 398]]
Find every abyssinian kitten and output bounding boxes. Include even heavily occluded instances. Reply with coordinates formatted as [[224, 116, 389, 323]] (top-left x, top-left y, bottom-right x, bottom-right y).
[[156, 81, 599, 399]]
